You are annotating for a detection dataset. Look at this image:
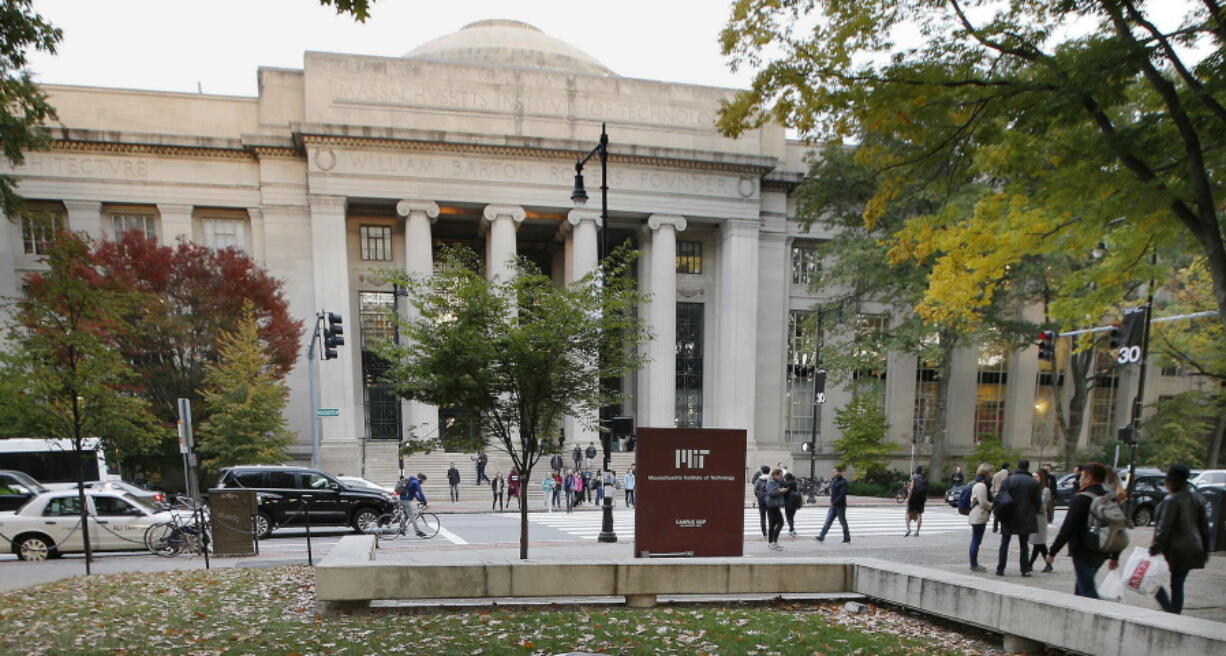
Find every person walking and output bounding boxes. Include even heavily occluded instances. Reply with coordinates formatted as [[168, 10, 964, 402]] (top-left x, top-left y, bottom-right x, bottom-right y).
[[1028, 468, 1055, 573], [550, 451, 564, 473], [491, 472, 505, 511], [508, 468, 521, 509], [476, 451, 490, 484], [904, 467, 928, 537], [551, 471, 563, 509], [996, 459, 1041, 577], [765, 468, 790, 550], [967, 463, 993, 572], [540, 473, 556, 512], [447, 462, 461, 502], [991, 463, 1011, 533], [951, 466, 965, 487], [1150, 464, 1210, 614], [814, 465, 851, 544], [572, 445, 583, 471], [398, 473, 429, 538], [622, 466, 636, 507], [753, 465, 771, 537], [1047, 462, 1122, 597], [581, 468, 594, 504], [572, 469, 585, 508], [585, 442, 598, 469], [1041, 463, 1058, 499], [595, 469, 606, 506], [563, 470, 576, 513], [783, 473, 802, 537]]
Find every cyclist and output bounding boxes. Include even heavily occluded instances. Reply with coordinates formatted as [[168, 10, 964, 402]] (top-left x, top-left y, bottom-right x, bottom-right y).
[[399, 472, 429, 538]]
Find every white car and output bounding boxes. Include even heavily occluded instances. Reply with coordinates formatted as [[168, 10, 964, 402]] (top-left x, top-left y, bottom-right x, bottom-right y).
[[1191, 470, 1226, 488], [0, 489, 187, 561]]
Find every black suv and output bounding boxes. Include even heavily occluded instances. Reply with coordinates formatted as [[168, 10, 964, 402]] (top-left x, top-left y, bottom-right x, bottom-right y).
[[216, 466, 397, 539]]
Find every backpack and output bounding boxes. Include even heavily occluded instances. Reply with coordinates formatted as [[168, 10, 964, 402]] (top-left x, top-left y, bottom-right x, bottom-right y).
[[957, 484, 976, 515], [912, 477, 928, 498], [993, 487, 1015, 521], [754, 476, 769, 502], [1081, 490, 1130, 554], [394, 478, 407, 496]]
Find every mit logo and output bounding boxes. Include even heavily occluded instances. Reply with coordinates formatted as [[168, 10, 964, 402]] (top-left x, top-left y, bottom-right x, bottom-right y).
[[675, 449, 710, 469]]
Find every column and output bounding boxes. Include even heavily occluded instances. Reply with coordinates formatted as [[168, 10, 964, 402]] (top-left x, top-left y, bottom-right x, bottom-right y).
[[246, 207, 267, 265], [62, 201, 103, 242], [753, 230, 788, 453], [563, 208, 602, 447], [157, 203, 193, 244], [715, 219, 759, 441], [482, 204, 525, 283], [308, 195, 360, 442], [645, 214, 686, 428], [396, 199, 441, 442]]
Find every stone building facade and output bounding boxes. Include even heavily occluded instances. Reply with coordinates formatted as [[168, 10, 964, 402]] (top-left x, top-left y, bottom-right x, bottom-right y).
[[0, 21, 1202, 480]]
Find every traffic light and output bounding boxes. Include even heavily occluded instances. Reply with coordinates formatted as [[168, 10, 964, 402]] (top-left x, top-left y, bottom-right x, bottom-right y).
[[1108, 323, 1124, 351], [1037, 330, 1056, 362], [322, 312, 344, 360], [813, 369, 828, 405], [1120, 306, 1147, 349]]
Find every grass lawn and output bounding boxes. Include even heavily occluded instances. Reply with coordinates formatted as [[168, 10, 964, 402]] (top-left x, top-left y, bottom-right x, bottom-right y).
[[0, 566, 1004, 655]]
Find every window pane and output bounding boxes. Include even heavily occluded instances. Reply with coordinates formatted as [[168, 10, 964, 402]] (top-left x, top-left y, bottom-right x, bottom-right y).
[[21, 211, 63, 255], [43, 497, 82, 517], [676, 241, 702, 274], [203, 218, 245, 252], [675, 302, 704, 427], [266, 472, 297, 488], [791, 246, 820, 285], [112, 215, 156, 240], [360, 225, 392, 261], [974, 345, 1009, 440], [786, 311, 818, 439], [94, 496, 140, 516], [360, 291, 400, 440]]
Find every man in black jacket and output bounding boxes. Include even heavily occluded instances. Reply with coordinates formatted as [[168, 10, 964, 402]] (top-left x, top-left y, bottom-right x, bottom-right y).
[[572, 445, 583, 471], [1149, 464, 1210, 614], [550, 451, 564, 473], [1047, 462, 1121, 597], [447, 463, 461, 502], [996, 459, 1042, 576], [814, 465, 851, 543]]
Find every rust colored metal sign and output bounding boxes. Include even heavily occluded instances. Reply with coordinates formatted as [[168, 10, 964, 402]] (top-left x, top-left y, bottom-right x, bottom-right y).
[[633, 428, 746, 558]]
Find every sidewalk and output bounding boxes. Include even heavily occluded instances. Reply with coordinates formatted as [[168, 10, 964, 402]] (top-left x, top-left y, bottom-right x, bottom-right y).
[[422, 494, 906, 514]]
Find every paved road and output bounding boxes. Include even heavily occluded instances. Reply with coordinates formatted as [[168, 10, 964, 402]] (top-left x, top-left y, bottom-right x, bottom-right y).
[[3, 505, 1224, 624]]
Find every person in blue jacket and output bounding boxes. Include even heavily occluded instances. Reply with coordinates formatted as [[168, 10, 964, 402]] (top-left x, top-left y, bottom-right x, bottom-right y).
[[814, 465, 851, 544], [398, 473, 429, 538]]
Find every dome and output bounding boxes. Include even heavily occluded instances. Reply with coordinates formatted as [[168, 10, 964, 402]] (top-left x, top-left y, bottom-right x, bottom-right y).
[[403, 19, 615, 76]]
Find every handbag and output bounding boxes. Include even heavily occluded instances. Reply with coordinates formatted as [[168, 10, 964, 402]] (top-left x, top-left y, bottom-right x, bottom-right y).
[[1098, 568, 1123, 601], [1122, 547, 1170, 596]]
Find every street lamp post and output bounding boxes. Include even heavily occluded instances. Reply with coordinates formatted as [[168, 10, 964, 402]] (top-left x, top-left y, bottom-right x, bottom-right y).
[[805, 304, 839, 503], [1124, 255, 1157, 518], [571, 123, 616, 543]]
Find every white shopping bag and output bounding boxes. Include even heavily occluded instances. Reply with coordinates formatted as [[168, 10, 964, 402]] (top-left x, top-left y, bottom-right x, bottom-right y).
[[1121, 547, 1170, 596], [1098, 568, 1123, 601]]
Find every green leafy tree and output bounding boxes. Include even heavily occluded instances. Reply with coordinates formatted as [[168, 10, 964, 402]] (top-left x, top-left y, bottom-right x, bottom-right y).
[[832, 394, 892, 480], [377, 246, 649, 559], [319, 0, 376, 21], [195, 305, 294, 472], [0, 0, 61, 217], [966, 436, 1022, 474], [2, 232, 162, 573], [719, 0, 1226, 345]]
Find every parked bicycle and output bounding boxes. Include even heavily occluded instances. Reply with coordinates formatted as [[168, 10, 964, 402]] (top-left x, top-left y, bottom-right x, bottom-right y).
[[144, 502, 211, 557], [796, 477, 832, 498], [367, 503, 440, 542]]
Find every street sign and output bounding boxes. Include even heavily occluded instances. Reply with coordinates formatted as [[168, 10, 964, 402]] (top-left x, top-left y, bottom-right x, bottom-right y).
[[316, 408, 340, 417]]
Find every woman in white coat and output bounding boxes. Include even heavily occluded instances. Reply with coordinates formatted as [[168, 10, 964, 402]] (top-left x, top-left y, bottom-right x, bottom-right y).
[[1028, 469, 1055, 572], [968, 463, 994, 572]]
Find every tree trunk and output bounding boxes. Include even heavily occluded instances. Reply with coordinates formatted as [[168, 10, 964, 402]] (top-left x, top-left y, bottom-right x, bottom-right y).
[[74, 435, 93, 576], [927, 335, 956, 478], [519, 462, 532, 560], [1060, 349, 1095, 470], [1208, 405, 1225, 469]]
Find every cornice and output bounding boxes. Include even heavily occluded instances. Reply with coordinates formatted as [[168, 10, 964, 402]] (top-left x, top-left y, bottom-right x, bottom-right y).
[[50, 139, 254, 161]]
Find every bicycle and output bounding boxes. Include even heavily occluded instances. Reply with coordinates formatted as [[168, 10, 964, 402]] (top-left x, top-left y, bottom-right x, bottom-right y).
[[144, 507, 210, 557], [368, 502, 440, 542]]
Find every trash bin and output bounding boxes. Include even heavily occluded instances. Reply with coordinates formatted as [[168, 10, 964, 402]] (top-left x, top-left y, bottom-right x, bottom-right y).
[[208, 488, 257, 556], [1200, 487, 1225, 552]]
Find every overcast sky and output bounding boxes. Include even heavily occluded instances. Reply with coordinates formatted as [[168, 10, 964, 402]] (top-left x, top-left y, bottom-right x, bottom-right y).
[[28, 0, 751, 96]]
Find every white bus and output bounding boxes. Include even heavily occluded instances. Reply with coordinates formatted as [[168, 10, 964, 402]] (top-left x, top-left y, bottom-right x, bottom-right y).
[[0, 438, 122, 485]]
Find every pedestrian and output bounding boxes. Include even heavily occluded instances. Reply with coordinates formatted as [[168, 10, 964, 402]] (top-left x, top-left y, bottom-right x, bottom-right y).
[[508, 468, 521, 509], [477, 451, 490, 484], [991, 462, 1010, 533], [595, 469, 606, 506], [904, 466, 928, 537], [967, 463, 993, 572], [1028, 468, 1055, 573], [447, 462, 461, 502], [777, 462, 790, 477], [398, 472, 429, 538], [1041, 463, 1058, 499], [1149, 464, 1210, 614], [753, 465, 771, 537], [996, 459, 1041, 577], [540, 472, 555, 512], [551, 471, 563, 509], [1105, 467, 1127, 503], [491, 472, 505, 511], [622, 466, 636, 507], [563, 470, 575, 513], [550, 451, 564, 473], [951, 466, 965, 487], [572, 444, 583, 471], [783, 473, 802, 537], [1047, 462, 1123, 597], [814, 465, 850, 544], [765, 468, 789, 550], [581, 468, 593, 504], [585, 442, 598, 469], [573, 468, 585, 506]]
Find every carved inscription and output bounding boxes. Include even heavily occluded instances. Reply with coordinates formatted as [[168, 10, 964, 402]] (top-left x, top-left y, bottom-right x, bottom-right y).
[[11, 154, 150, 179]]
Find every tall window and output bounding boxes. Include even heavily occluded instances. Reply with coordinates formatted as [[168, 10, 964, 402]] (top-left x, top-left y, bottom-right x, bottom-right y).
[[359, 292, 399, 440], [202, 218, 245, 252], [851, 314, 888, 403], [676, 241, 702, 274], [1089, 350, 1119, 443], [974, 344, 1009, 440], [360, 225, 392, 261], [112, 214, 156, 240], [786, 311, 818, 440], [20, 210, 63, 255], [675, 302, 704, 428], [1032, 353, 1062, 447], [791, 245, 820, 286]]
